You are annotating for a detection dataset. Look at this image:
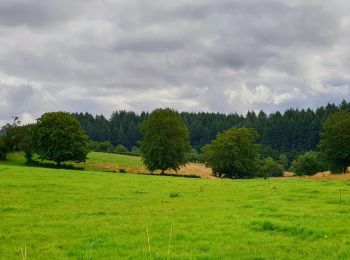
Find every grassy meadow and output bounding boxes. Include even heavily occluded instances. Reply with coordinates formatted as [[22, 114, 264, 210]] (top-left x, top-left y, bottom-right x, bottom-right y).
[[1, 157, 350, 259], [2, 152, 213, 178]]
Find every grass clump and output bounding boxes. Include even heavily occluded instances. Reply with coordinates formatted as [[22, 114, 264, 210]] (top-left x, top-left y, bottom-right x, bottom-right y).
[[169, 192, 180, 198], [250, 220, 325, 239]]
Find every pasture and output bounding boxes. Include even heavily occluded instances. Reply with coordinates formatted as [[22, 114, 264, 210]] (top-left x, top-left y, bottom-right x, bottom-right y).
[[2, 152, 213, 178], [1, 163, 350, 259]]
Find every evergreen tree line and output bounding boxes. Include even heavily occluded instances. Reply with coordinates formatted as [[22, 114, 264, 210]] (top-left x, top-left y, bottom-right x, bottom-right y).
[[72, 100, 350, 164]]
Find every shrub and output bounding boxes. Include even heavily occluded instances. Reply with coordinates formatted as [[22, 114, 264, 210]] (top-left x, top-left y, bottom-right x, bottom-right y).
[[98, 141, 114, 152], [185, 148, 200, 162], [278, 154, 289, 170], [290, 151, 328, 176], [262, 157, 284, 177], [114, 144, 129, 153], [131, 146, 140, 155]]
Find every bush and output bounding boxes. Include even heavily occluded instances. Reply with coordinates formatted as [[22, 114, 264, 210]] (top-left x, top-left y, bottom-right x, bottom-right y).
[[262, 157, 284, 177], [89, 141, 115, 153], [98, 141, 114, 152], [88, 141, 98, 151], [131, 146, 140, 155], [278, 153, 289, 170], [185, 148, 200, 162], [114, 144, 129, 153], [290, 151, 328, 176]]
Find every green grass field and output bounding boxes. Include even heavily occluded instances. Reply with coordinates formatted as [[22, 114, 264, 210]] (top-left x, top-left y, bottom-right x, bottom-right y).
[[1, 159, 350, 259]]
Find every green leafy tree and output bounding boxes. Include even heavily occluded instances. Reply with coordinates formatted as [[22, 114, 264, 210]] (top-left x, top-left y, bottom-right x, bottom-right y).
[[262, 157, 284, 178], [1, 117, 22, 151], [18, 124, 35, 162], [1, 119, 34, 162], [33, 112, 89, 166], [0, 136, 8, 160], [278, 153, 289, 170], [202, 128, 260, 178], [140, 108, 191, 174], [319, 110, 350, 173], [290, 151, 327, 176]]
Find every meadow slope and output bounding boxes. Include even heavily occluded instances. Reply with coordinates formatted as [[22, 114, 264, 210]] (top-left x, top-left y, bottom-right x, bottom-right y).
[[1, 164, 350, 259], [1, 152, 214, 178]]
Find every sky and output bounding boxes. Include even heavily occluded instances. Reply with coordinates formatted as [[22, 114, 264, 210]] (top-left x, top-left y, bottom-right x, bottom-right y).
[[0, 0, 349, 125]]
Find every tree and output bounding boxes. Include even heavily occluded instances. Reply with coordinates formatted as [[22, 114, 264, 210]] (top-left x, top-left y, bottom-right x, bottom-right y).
[[140, 108, 191, 174], [319, 111, 350, 173], [278, 153, 289, 170], [1, 119, 34, 162], [33, 112, 89, 166], [262, 157, 284, 178], [18, 124, 34, 162], [290, 151, 327, 176], [202, 128, 260, 178], [1, 117, 22, 151], [0, 136, 8, 160]]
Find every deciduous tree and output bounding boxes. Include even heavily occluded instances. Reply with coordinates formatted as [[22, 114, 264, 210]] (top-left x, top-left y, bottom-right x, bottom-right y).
[[202, 128, 260, 178], [319, 110, 350, 172], [140, 108, 191, 174], [33, 112, 89, 166]]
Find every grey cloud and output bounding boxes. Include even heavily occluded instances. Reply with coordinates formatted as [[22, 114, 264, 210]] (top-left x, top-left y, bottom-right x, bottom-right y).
[[0, 0, 87, 27], [0, 0, 349, 125]]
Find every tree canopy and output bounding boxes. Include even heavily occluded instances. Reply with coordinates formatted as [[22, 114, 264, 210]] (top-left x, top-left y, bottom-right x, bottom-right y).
[[33, 112, 89, 165], [319, 110, 350, 172], [140, 108, 191, 174], [73, 100, 350, 163], [290, 151, 327, 176], [202, 128, 260, 178], [262, 157, 284, 178]]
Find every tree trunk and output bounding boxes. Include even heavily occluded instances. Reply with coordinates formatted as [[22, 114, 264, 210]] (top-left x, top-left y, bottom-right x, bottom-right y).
[[161, 169, 165, 175]]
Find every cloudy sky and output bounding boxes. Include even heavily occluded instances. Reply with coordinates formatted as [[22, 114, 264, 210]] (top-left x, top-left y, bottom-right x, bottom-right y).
[[0, 0, 349, 125]]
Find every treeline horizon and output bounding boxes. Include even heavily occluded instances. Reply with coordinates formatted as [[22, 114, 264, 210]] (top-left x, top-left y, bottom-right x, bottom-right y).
[[73, 100, 350, 163]]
